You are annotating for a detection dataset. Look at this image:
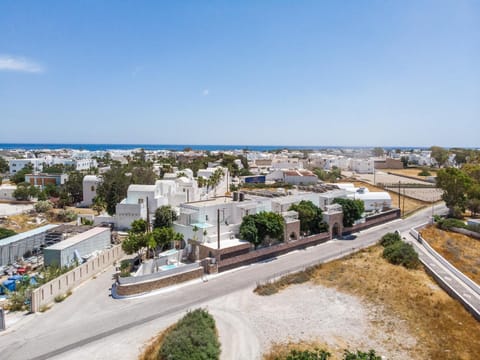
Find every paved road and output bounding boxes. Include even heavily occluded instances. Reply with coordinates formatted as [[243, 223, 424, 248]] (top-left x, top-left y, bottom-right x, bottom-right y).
[[0, 204, 447, 360]]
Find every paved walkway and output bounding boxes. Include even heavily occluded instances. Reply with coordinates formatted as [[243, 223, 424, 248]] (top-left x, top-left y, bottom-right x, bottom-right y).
[[404, 232, 480, 320]]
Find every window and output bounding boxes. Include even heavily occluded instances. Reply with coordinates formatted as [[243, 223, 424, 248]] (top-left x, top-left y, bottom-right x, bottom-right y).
[[91, 185, 95, 192]]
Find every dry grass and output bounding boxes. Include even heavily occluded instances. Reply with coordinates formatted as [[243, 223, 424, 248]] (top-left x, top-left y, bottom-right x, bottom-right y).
[[387, 168, 437, 180], [138, 325, 174, 360], [349, 181, 427, 215], [420, 225, 480, 285], [2, 213, 41, 232], [309, 246, 480, 360], [264, 341, 336, 360], [261, 246, 480, 359]]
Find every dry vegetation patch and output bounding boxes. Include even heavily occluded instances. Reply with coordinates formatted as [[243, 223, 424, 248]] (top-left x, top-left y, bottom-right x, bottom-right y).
[[309, 246, 480, 359], [421, 225, 480, 285], [387, 168, 437, 180], [138, 325, 174, 360]]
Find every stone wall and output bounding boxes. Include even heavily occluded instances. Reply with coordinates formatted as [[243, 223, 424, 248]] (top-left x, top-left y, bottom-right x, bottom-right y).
[[218, 232, 330, 272], [343, 209, 400, 234], [116, 267, 204, 296]]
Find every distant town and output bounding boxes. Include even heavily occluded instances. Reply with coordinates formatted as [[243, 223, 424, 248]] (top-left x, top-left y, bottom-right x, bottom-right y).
[[0, 145, 479, 359]]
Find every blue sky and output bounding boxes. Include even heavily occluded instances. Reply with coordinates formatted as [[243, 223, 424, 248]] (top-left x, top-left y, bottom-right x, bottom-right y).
[[0, 1, 479, 147]]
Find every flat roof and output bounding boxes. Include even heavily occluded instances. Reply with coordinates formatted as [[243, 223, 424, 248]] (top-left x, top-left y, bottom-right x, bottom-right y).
[[202, 238, 250, 249], [185, 197, 235, 208], [0, 224, 59, 246], [45, 227, 110, 250]]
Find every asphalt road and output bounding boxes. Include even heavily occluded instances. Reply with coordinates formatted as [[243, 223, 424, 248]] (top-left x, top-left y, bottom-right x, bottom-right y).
[[0, 204, 447, 360]]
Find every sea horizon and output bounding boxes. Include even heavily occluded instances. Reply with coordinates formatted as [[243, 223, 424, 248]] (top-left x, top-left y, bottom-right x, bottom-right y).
[[0, 143, 432, 152]]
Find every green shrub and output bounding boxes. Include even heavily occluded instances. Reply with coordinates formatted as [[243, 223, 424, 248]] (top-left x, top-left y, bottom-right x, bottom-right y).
[[343, 349, 381, 360], [436, 218, 466, 230], [418, 169, 431, 177], [34, 200, 53, 213], [0, 227, 17, 240], [383, 241, 420, 269], [284, 348, 331, 360], [379, 232, 401, 247], [158, 308, 220, 360]]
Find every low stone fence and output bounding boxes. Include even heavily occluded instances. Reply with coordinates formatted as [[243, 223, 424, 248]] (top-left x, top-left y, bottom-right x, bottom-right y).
[[115, 263, 203, 296], [218, 232, 330, 272], [30, 245, 124, 312]]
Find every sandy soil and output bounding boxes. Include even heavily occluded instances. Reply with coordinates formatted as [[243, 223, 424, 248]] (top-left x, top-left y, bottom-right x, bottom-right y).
[[207, 284, 415, 360]]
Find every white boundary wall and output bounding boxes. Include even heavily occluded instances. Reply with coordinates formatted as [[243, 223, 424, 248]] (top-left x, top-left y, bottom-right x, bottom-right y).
[[31, 245, 124, 312]]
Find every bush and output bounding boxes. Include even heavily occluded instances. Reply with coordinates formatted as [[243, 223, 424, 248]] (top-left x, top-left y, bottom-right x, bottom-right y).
[[285, 348, 331, 360], [379, 232, 401, 247], [54, 294, 66, 303], [343, 349, 381, 360], [383, 241, 419, 269], [418, 169, 431, 177], [7, 291, 27, 311], [56, 209, 78, 222], [34, 200, 53, 213], [436, 218, 466, 231], [0, 227, 16, 240], [158, 308, 220, 360]]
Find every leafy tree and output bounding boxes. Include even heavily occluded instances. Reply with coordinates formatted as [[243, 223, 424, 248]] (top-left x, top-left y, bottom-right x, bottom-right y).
[[333, 198, 365, 227], [467, 198, 480, 217], [130, 166, 157, 185], [64, 171, 84, 204], [436, 167, 472, 217], [313, 167, 342, 183], [0, 227, 16, 240], [153, 205, 178, 229], [430, 146, 449, 167], [130, 219, 148, 234], [379, 232, 401, 247], [372, 147, 384, 157], [152, 227, 184, 252], [239, 211, 285, 248], [10, 163, 34, 184], [42, 164, 73, 174], [44, 183, 60, 198], [13, 182, 37, 200], [0, 156, 8, 173], [121, 232, 147, 255], [289, 200, 328, 235], [382, 241, 419, 269], [239, 215, 259, 247], [96, 164, 131, 215]]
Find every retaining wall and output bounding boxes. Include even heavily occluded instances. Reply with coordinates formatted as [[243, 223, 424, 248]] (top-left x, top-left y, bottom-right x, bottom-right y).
[[116, 266, 203, 296], [30, 245, 124, 312], [218, 232, 330, 272]]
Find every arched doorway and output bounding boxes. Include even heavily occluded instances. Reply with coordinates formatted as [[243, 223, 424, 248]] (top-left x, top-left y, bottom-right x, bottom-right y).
[[332, 222, 341, 238]]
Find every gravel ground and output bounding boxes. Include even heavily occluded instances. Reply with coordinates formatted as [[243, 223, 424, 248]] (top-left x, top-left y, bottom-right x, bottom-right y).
[[208, 284, 416, 360]]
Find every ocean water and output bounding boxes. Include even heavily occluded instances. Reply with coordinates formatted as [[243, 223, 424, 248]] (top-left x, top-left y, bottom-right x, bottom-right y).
[[0, 143, 422, 152]]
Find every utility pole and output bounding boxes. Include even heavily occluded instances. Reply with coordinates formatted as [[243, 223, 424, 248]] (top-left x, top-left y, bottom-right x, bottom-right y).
[[217, 208, 221, 250], [398, 181, 401, 215]]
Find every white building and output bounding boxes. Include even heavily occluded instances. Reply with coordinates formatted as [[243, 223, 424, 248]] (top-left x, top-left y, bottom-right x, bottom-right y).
[[0, 184, 16, 201], [9, 158, 46, 174], [266, 170, 318, 185], [82, 175, 102, 207], [350, 158, 374, 174]]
